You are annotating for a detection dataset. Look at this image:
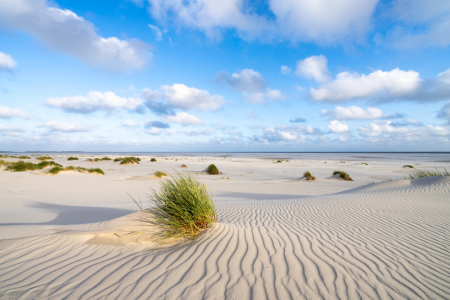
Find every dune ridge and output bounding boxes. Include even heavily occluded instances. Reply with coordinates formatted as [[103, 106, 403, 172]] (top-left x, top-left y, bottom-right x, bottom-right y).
[[1, 177, 449, 299]]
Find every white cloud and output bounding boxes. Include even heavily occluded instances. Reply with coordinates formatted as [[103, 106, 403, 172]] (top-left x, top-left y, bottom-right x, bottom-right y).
[[244, 88, 286, 103], [328, 120, 349, 133], [178, 129, 214, 136], [122, 120, 137, 127], [45, 91, 144, 114], [0, 123, 24, 132], [146, 0, 378, 44], [215, 69, 265, 92], [281, 66, 291, 74], [41, 120, 91, 132], [161, 84, 224, 111], [358, 121, 450, 137], [162, 112, 204, 125], [278, 131, 297, 141], [311, 68, 422, 102], [306, 126, 314, 134], [321, 106, 393, 120], [338, 136, 347, 142], [145, 128, 162, 135], [0, 106, 30, 119], [295, 55, 331, 83], [437, 101, 450, 124], [0, 0, 149, 71], [0, 52, 17, 71], [148, 24, 166, 41]]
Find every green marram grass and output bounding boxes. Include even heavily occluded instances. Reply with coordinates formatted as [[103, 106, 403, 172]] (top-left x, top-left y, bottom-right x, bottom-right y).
[[333, 170, 353, 181], [207, 164, 220, 175], [67, 157, 79, 161], [407, 168, 450, 178], [180, 164, 187, 168], [155, 171, 167, 178], [303, 171, 316, 181], [18, 156, 31, 159], [48, 166, 105, 175], [36, 156, 53, 161], [3, 160, 62, 172], [132, 172, 218, 240], [151, 158, 157, 162], [404, 165, 415, 169]]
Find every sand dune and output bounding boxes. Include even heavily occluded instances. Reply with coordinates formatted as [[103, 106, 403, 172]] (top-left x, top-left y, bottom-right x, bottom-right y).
[[0, 155, 449, 299]]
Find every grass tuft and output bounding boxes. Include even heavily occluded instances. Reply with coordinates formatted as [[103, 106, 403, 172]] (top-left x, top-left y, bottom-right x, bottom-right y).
[[207, 164, 220, 175], [180, 164, 187, 168], [333, 170, 353, 181], [115, 157, 140, 165], [133, 172, 217, 240], [406, 168, 449, 179], [18, 156, 31, 159], [155, 171, 167, 178], [151, 158, 157, 162], [48, 166, 105, 175], [303, 171, 316, 181], [36, 156, 53, 161], [404, 165, 415, 169], [4, 160, 62, 172], [67, 157, 79, 161]]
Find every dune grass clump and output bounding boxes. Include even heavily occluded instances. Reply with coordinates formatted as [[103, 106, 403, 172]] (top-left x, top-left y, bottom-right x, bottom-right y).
[[404, 165, 415, 169], [155, 171, 167, 178], [303, 171, 316, 181], [406, 168, 450, 179], [132, 172, 218, 240], [48, 166, 105, 175], [361, 163, 369, 165], [151, 158, 157, 162], [277, 160, 282, 163], [18, 156, 31, 159], [333, 170, 353, 181], [119, 157, 140, 165], [86, 158, 93, 162], [4, 160, 62, 172], [67, 157, 79, 161], [36, 156, 53, 161], [180, 164, 187, 168], [207, 164, 220, 175]]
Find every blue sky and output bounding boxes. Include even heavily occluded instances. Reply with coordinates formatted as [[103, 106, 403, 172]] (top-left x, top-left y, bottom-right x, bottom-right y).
[[1, 0, 450, 152]]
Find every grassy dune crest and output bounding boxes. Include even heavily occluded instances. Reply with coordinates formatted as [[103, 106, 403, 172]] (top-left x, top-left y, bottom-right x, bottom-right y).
[[333, 170, 353, 181], [36, 156, 53, 161], [48, 166, 105, 175], [2, 160, 62, 172], [133, 172, 218, 240]]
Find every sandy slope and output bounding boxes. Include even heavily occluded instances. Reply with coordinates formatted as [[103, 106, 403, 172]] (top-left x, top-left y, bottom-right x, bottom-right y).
[[0, 154, 449, 299]]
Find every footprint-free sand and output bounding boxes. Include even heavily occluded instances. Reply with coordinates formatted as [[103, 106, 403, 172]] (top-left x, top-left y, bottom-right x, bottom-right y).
[[1, 153, 449, 299]]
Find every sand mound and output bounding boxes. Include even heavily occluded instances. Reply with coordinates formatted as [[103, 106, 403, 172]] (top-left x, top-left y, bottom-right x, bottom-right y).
[[1, 177, 449, 299]]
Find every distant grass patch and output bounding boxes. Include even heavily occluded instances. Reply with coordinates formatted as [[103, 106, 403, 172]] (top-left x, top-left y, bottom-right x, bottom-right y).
[[119, 157, 140, 165], [361, 163, 369, 165], [207, 164, 220, 175], [4, 160, 62, 172], [303, 171, 315, 181], [333, 170, 353, 181], [277, 160, 282, 163], [131, 172, 217, 240], [18, 156, 31, 159], [404, 165, 415, 169], [48, 166, 105, 175], [180, 164, 187, 168], [151, 158, 157, 162], [155, 171, 167, 178], [36, 156, 53, 161], [67, 157, 79, 161]]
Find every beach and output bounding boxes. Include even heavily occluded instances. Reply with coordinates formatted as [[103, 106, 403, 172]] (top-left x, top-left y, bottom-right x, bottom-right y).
[[0, 153, 449, 299]]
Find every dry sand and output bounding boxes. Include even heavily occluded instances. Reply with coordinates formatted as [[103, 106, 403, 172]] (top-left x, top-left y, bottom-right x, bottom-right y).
[[0, 154, 449, 299]]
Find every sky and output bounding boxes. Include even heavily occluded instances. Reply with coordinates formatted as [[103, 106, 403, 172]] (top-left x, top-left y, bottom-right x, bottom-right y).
[[1, 0, 450, 152]]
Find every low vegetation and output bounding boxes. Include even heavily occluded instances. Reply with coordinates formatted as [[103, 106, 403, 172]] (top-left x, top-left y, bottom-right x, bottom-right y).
[[407, 168, 450, 179], [36, 156, 53, 161], [86, 156, 112, 162], [404, 165, 415, 169], [155, 171, 167, 178], [132, 172, 217, 240], [277, 160, 282, 163], [18, 156, 31, 159], [151, 158, 157, 162], [3, 160, 62, 172], [67, 157, 79, 161], [207, 164, 220, 175], [361, 163, 369, 165], [180, 164, 187, 168], [119, 157, 140, 165], [303, 171, 316, 181], [48, 166, 105, 175], [333, 170, 353, 181]]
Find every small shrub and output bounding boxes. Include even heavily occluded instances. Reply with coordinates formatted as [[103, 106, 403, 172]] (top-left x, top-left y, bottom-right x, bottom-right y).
[[131, 172, 217, 240], [303, 171, 316, 181], [120, 157, 140, 165], [67, 157, 79, 161], [155, 171, 167, 178], [151, 158, 157, 162], [333, 170, 353, 181], [404, 165, 415, 169], [207, 164, 220, 175], [36, 156, 53, 161], [181, 164, 187, 168]]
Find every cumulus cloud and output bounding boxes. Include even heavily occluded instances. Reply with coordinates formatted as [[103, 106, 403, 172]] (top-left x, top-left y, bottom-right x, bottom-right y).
[[296, 55, 331, 83], [144, 120, 170, 128], [145, 0, 378, 44], [215, 69, 265, 92], [312, 67, 450, 102], [281, 66, 291, 74], [0, 106, 30, 119], [328, 120, 349, 133], [0, 52, 17, 71], [244, 88, 287, 103], [45, 91, 144, 114], [122, 120, 138, 127], [162, 112, 204, 125], [250, 126, 306, 142], [358, 121, 450, 137], [178, 129, 214, 136], [0, 123, 24, 132], [41, 120, 91, 132], [321, 106, 401, 120], [0, 0, 150, 71]]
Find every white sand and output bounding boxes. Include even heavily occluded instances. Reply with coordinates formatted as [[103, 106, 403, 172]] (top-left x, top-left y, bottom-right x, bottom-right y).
[[0, 154, 449, 299]]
